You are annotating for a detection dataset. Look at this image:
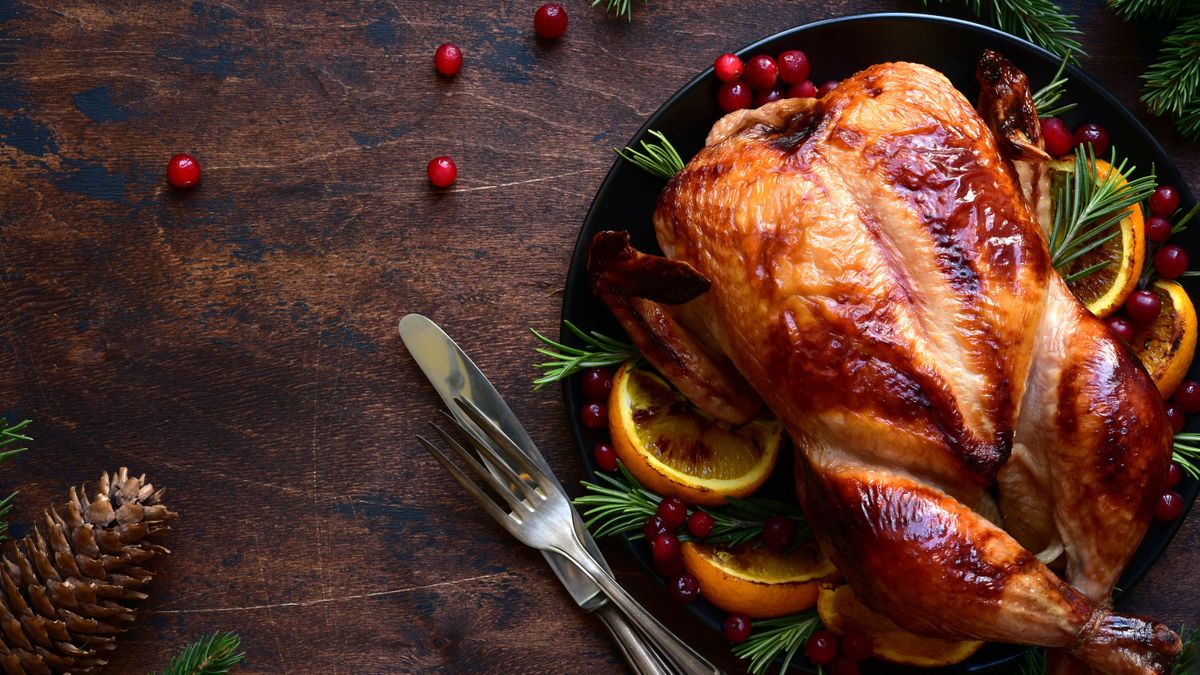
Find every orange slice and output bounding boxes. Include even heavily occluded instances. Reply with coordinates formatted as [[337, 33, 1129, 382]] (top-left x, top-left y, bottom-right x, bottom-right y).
[[608, 362, 782, 505], [1129, 279, 1198, 398], [680, 540, 836, 618], [1049, 158, 1146, 318], [817, 584, 984, 667]]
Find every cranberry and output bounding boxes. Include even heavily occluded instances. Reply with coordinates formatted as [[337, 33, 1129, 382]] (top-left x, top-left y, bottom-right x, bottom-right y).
[[723, 613, 752, 643], [669, 574, 701, 604], [718, 81, 753, 113], [687, 510, 715, 538], [1167, 462, 1184, 489], [650, 532, 680, 563], [1073, 123, 1110, 157], [1155, 245, 1189, 279], [762, 515, 796, 552], [840, 630, 873, 662], [1125, 289, 1161, 325], [787, 80, 817, 98], [806, 630, 840, 665], [434, 43, 463, 77], [1107, 317, 1134, 343], [777, 50, 810, 84], [533, 4, 568, 39], [656, 497, 688, 529], [1150, 186, 1181, 217], [427, 156, 457, 188], [1176, 381, 1200, 413], [1039, 117, 1073, 158], [830, 659, 861, 675], [167, 153, 201, 189], [1155, 491, 1185, 521], [743, 55, 778, 92], [580, 402, 608, 430], [1167, 405, 1186, 433], [817, 80, 839, 98], [644, 515, 669, 540], [1147, 216, 1174, 243], [593, 442, 617, 472], [581, 367, 613, 402], [714, 53, 743, 82], [653, 555, 684, 577], [754, 88, 785, 107]]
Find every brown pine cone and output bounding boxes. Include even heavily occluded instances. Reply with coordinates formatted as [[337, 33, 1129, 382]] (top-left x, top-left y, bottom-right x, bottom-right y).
[[0, 468, 176, 674]]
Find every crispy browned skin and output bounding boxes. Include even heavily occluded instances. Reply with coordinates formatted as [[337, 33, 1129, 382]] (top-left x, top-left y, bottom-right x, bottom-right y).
[[591, 56, 1179, 674]]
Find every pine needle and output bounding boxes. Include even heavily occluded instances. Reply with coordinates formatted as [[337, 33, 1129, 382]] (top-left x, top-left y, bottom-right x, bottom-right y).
[[591, 0, 648, 21], [1031, 55, 1078, 118], [0, 418, 31, 542], [157, 632, 245, 675], [615, 130, 685, 180], [1141, 14, 1200, 122], [919, 0, 1084, 59], [1174, 627, 1198, 675], [530, 321, 640, 390], [1018, 647, 1047, 675], [732, 611, 823, 675], [1108, 0, 1190, 19]]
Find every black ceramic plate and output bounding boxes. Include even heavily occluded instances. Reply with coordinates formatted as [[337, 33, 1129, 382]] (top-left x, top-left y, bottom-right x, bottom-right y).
[[561, 12, 1198, 674]]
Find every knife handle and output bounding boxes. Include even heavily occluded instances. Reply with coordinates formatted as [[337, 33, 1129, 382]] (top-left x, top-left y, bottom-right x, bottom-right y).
[[595, 601, 673, 675]]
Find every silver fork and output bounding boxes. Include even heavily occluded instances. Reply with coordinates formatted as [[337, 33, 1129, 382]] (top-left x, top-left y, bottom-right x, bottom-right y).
[[418, 396, 721, 675]]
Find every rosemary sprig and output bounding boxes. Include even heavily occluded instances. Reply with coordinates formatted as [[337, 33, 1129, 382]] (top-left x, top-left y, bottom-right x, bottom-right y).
[[732, 611, 823, 675], [1048, 144, 1157, 282], [0, 418, 31, 542], [591, 0, 648, 21], [1174, 627, 1198, 675], [615, 130, 685, 180], [1031, 55, 1077, 118], [530, 321, 640, 390], [1173, 432, 1200, 480], [1018, 647, 1047, 675], [157, 632, 245, 675], [573, 462, 810, 547], [918, 0, 1083, 59]]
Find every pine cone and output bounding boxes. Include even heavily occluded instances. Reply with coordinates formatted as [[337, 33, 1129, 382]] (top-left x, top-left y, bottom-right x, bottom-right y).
[[0, 468, 176, 674]]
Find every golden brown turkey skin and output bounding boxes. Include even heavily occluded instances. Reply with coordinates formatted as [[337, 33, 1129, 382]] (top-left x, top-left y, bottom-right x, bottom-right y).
[[590, 58, 1178, 673]]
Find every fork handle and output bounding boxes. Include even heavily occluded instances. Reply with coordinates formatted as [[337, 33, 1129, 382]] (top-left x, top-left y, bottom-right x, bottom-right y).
[[594, 601, 673, 675], [557, 538, 722, 675]]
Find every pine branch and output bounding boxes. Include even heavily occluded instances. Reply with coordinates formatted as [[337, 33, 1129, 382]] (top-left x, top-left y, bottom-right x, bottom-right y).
[[0, 418, 31, 542], [615, 130, 685, 180], [1107, 0, 1189, 19], [1141, 14, 1200, 125], [918, 0, 1084, 59], [732, 611, 823, 675], [157, 632, 245, 675], [530, 321, 640, 390], [1019, 647, 1047, 675], [591, 0, 648, 21], [1031, 55, 1078, 118]]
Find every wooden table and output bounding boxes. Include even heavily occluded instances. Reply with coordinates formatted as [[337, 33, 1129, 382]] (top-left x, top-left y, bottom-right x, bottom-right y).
[[0, 1, 1195, 672]]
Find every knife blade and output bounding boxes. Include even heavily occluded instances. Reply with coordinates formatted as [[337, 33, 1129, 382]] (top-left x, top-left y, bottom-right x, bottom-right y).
[[399, 314, 671, 674]]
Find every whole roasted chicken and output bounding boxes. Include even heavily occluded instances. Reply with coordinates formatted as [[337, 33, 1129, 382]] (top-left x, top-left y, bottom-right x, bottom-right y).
[[589, 52, 1181, 674]]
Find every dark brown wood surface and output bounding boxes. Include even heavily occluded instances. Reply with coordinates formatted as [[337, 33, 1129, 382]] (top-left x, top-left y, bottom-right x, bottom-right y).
[[0, 1, 1196, 673]]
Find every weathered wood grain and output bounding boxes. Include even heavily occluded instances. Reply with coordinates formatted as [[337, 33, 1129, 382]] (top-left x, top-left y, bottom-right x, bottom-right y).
[[0, 1, 1196, 673]]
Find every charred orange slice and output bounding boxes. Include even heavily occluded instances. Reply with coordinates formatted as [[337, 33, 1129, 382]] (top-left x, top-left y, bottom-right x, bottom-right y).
[[608, 362, 782, 505], [1129, 279, 1198, 398], [681, 540, 836, 618], [817, 584, 984, 667]]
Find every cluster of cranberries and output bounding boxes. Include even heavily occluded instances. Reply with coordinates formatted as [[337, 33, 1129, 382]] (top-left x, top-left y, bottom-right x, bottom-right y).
[[1156, 379, 1200, 522], [804, 628, 874, 675], [577, 367, 618, 470], [427, 4, 568, 188], [1039, 118, 1112, 158], [712, 50, 837, 114]]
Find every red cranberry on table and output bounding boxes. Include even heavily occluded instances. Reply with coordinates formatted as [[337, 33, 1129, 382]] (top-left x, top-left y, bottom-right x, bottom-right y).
[[434, 43, 463, 77], [650, 532, 680, 563], [533, 4, 568, 39], [1040, 117, 1073, 158], [714, 53, 743, 82], [743, 55, 778, 92], [1167, 462, 1184, 489], [1166, 405, 1186, 433], [723, 613, 752, 643], [1150, 185, 1181, 217], [840, 630, 874, 662], [1125, 289, 1162, 325], [687, 510, 715, 538], [830, 659, 861, 675], [1155, 245, 1189, 279], [1147, 216, 1173, 243], [579, 402, 608, 430], [762, 515, 796, 552], [581, 367, 613, 402], [669, 573, 701, 604], [806, 630, 840, 665], [593, 442, 617, 472], [1176, 381, 1200, 413], [1107, 316, 1134, 343], [817, 80, 839, 98], [644, 514, 669, 540], [787, 80, 817, 98], [1155, 491, 1184, 521], [427, 156, 457, 188], [754, 88, 785, 107], [718, 81, 753, 113], [656, 497, 688, 529], [166, 153, 201, 189], [777, 50, 810, 84], [1072, 123, 1110, 157]]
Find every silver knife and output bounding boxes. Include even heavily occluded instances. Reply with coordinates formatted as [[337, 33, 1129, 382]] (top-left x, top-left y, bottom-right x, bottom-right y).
[[399, 314, 672, 675]]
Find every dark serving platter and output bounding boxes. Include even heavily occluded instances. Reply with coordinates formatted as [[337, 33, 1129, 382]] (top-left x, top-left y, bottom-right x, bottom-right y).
[[559, 12, 1198, 674]]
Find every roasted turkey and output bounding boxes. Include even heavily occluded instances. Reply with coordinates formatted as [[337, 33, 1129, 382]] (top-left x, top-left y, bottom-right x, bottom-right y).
[[589, 52, 1182, 674]]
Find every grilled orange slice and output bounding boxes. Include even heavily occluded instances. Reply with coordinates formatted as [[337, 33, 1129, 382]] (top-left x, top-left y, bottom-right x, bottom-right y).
[[1129, 279, 1198, 398], [608, 362, 782, 505], [680, 540, 836, 618]]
